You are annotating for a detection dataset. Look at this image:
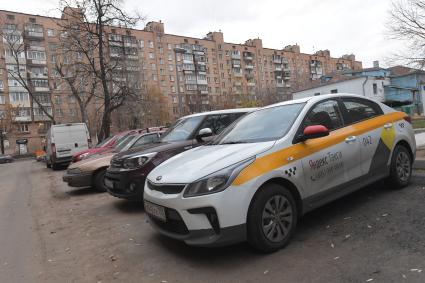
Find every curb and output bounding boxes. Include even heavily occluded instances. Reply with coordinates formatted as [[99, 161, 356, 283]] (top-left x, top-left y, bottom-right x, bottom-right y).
[[414, 128, 425, 134], [413, 159, 425, 170]]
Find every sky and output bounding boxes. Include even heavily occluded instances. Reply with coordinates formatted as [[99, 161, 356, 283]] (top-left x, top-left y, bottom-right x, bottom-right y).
[[0, 0, 404, 68]]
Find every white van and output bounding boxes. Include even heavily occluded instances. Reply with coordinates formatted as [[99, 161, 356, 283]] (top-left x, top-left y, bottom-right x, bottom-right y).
[[45, 123, 91, 169]]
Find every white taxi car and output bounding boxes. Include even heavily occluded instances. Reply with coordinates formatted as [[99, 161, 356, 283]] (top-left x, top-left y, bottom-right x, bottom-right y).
[[144, 94, 416, 252]]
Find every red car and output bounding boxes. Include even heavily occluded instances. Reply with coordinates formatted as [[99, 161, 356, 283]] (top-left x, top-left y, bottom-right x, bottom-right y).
[[72, 127, 167, 163]]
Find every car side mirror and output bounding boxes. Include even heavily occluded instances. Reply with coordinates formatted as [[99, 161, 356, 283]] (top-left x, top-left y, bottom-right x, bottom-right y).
[[298, 125, 329, 142], [196, 128, 213, 142]]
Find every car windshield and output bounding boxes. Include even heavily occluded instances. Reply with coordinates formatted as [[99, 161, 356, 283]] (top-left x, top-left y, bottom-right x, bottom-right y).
[[214, 103, 305, 144], [95, 136, 113, 148], [160, 115, 204, 142], [114, 135, 137, 152]]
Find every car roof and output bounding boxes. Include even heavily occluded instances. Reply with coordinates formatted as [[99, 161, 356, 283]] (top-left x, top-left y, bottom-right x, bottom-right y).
[[182, 108, 257, 118], [261, 93, 378, 110]]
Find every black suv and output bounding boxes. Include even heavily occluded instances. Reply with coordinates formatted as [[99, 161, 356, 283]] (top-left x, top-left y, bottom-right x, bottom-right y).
[[104, 108, 254, 201]]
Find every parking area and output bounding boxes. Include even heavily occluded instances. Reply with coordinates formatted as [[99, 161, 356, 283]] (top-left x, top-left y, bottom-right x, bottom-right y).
[[1, 160, 425, 282]]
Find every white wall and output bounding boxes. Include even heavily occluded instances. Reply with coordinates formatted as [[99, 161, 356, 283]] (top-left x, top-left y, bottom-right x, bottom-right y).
[[293, 77, 389, 102]]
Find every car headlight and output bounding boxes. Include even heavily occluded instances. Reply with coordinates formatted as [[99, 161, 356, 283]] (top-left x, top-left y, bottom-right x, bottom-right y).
[[79, 152, 90, 160], [123, 152, 157, 170], [183, 157, 255, 198], [67, 167, 82, 174]]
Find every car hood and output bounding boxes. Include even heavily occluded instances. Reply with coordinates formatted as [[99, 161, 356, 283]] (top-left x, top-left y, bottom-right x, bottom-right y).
[[112, 141, 186, 160], [69, 152, 115, 171], [147, 141, 275, 184]]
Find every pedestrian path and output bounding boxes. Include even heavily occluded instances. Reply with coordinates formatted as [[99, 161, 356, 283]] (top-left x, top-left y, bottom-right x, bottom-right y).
[[416, 132, 425, 148]]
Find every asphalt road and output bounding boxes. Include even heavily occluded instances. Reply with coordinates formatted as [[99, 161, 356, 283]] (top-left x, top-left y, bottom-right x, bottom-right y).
[[1, 160, 425, 283]]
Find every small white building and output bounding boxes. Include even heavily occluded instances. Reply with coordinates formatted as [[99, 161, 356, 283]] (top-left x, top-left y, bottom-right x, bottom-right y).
[[293, 77, 390, 102]]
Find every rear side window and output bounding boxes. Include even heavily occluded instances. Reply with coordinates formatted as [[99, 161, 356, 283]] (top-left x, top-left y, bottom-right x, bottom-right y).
[[342, 98, 383, 124], [132, 133, 159, 148]]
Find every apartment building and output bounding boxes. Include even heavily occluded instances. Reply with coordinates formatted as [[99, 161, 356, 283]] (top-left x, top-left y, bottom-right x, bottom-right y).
[[0, 8, 362, 154]]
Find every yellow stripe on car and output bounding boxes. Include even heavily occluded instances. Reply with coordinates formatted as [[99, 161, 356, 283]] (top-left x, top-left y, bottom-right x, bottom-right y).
[[232, 111, 406, 186]]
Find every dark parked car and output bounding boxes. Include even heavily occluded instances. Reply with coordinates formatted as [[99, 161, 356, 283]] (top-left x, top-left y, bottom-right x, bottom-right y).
[[0, 154, 14, 163], [104, 108, 254, 201]]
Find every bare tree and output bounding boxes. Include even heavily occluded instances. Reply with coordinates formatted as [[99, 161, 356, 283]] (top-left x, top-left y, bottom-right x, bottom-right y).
[[0, 22, 55, 122], [388, 0, 425, 67], [56, 0, 143, 140], [53, 41, 98, 128]]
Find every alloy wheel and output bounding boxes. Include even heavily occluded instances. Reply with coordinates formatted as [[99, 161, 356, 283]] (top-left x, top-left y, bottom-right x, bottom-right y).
[[396, 151, 411, 182], [261, 195, 293, 243]]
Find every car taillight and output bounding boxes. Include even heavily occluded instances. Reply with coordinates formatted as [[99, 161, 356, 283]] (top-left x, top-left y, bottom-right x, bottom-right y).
[[403, 116, 412, 124]]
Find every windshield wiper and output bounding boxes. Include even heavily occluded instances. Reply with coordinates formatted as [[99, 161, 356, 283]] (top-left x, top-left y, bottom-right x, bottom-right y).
[[219, 140, 249, 145]]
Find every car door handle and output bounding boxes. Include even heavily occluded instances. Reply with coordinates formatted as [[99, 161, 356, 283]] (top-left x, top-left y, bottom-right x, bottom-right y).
[[384, 123, 393, 129], [183, 146, 192, 150], [345, 136, 356, 143]]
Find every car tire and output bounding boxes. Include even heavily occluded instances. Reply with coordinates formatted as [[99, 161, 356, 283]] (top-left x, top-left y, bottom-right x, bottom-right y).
[[93, 169, 106, 192], [387, 144, 412, 189], [247, 183, 298, 253], [46, 159, 51, 168], [52, 163, 60, 170]]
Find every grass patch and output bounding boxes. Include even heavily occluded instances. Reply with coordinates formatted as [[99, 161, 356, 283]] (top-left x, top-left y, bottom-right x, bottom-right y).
[[412, 119, 425, 129]]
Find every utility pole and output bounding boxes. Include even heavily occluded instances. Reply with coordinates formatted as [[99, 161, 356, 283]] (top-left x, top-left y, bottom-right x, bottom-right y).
[[0, 116, 4, 154], [174, 47, 186, 117], [0, 129, 4, 155]]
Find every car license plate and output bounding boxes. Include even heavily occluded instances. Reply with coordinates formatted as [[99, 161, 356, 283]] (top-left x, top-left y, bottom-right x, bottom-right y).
[[144, 201, 166, 222], [104, 178, 114, 189]]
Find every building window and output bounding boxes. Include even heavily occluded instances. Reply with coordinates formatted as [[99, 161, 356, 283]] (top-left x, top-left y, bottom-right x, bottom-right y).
[[171, 86, 176, 92], [56, 109, 63, 117], [330, 89, 338, 94], [149, 52, 155, 59], [151, 63, 156, 70], [18, 124, 29, 133], [0, 95, 5, 104], [168, 64, 173, 71], [140, 40, 144, 48], [167, 43, 172, 50], [152, 74, 157, 81], [373, 83, 378, 94], [7, 14, 15, 20], [47, 29, 55, 37], [10, 92, 29, 102], [169, 75, 174, 81], [168, 54, 172, 61], [148, 41, 154, 48], [69, 109, 76, 117]]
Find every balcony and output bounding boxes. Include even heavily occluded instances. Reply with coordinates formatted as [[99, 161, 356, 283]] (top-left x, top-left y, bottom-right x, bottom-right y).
[[27, 59, 47, 66], [197, 78, 208, 85], [126, 54, 139, 60], [243, 52, 253, 61], [33, 114, 51, 121], [34, 86, 50, 92], [200, 90, 208, 95], [275, 66, 282, 72], [231, 53, 241, 59], [276, 82, 284, 88], [273, 58, 282, 64], [245, 64, 254, 70], [24, 30, 44, 39], [124, 41, 138, 48], [30, 73, 48, 79], [5, 57, 26, 65], [109, 40, 122, 47], [245, 73, 254, 80], [14, 116, 32, 122], [247, 82, 256, 87], [9, 85, 28, 92], [28, 45, 45, 51], [234, 81, 242, 86]]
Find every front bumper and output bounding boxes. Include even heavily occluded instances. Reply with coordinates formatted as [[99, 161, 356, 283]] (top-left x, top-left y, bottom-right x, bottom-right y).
[[54, 156, 73, 165], [62, 172, 93, 187], [144, 182, 251, 247], [104, 169, 147, 201]]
